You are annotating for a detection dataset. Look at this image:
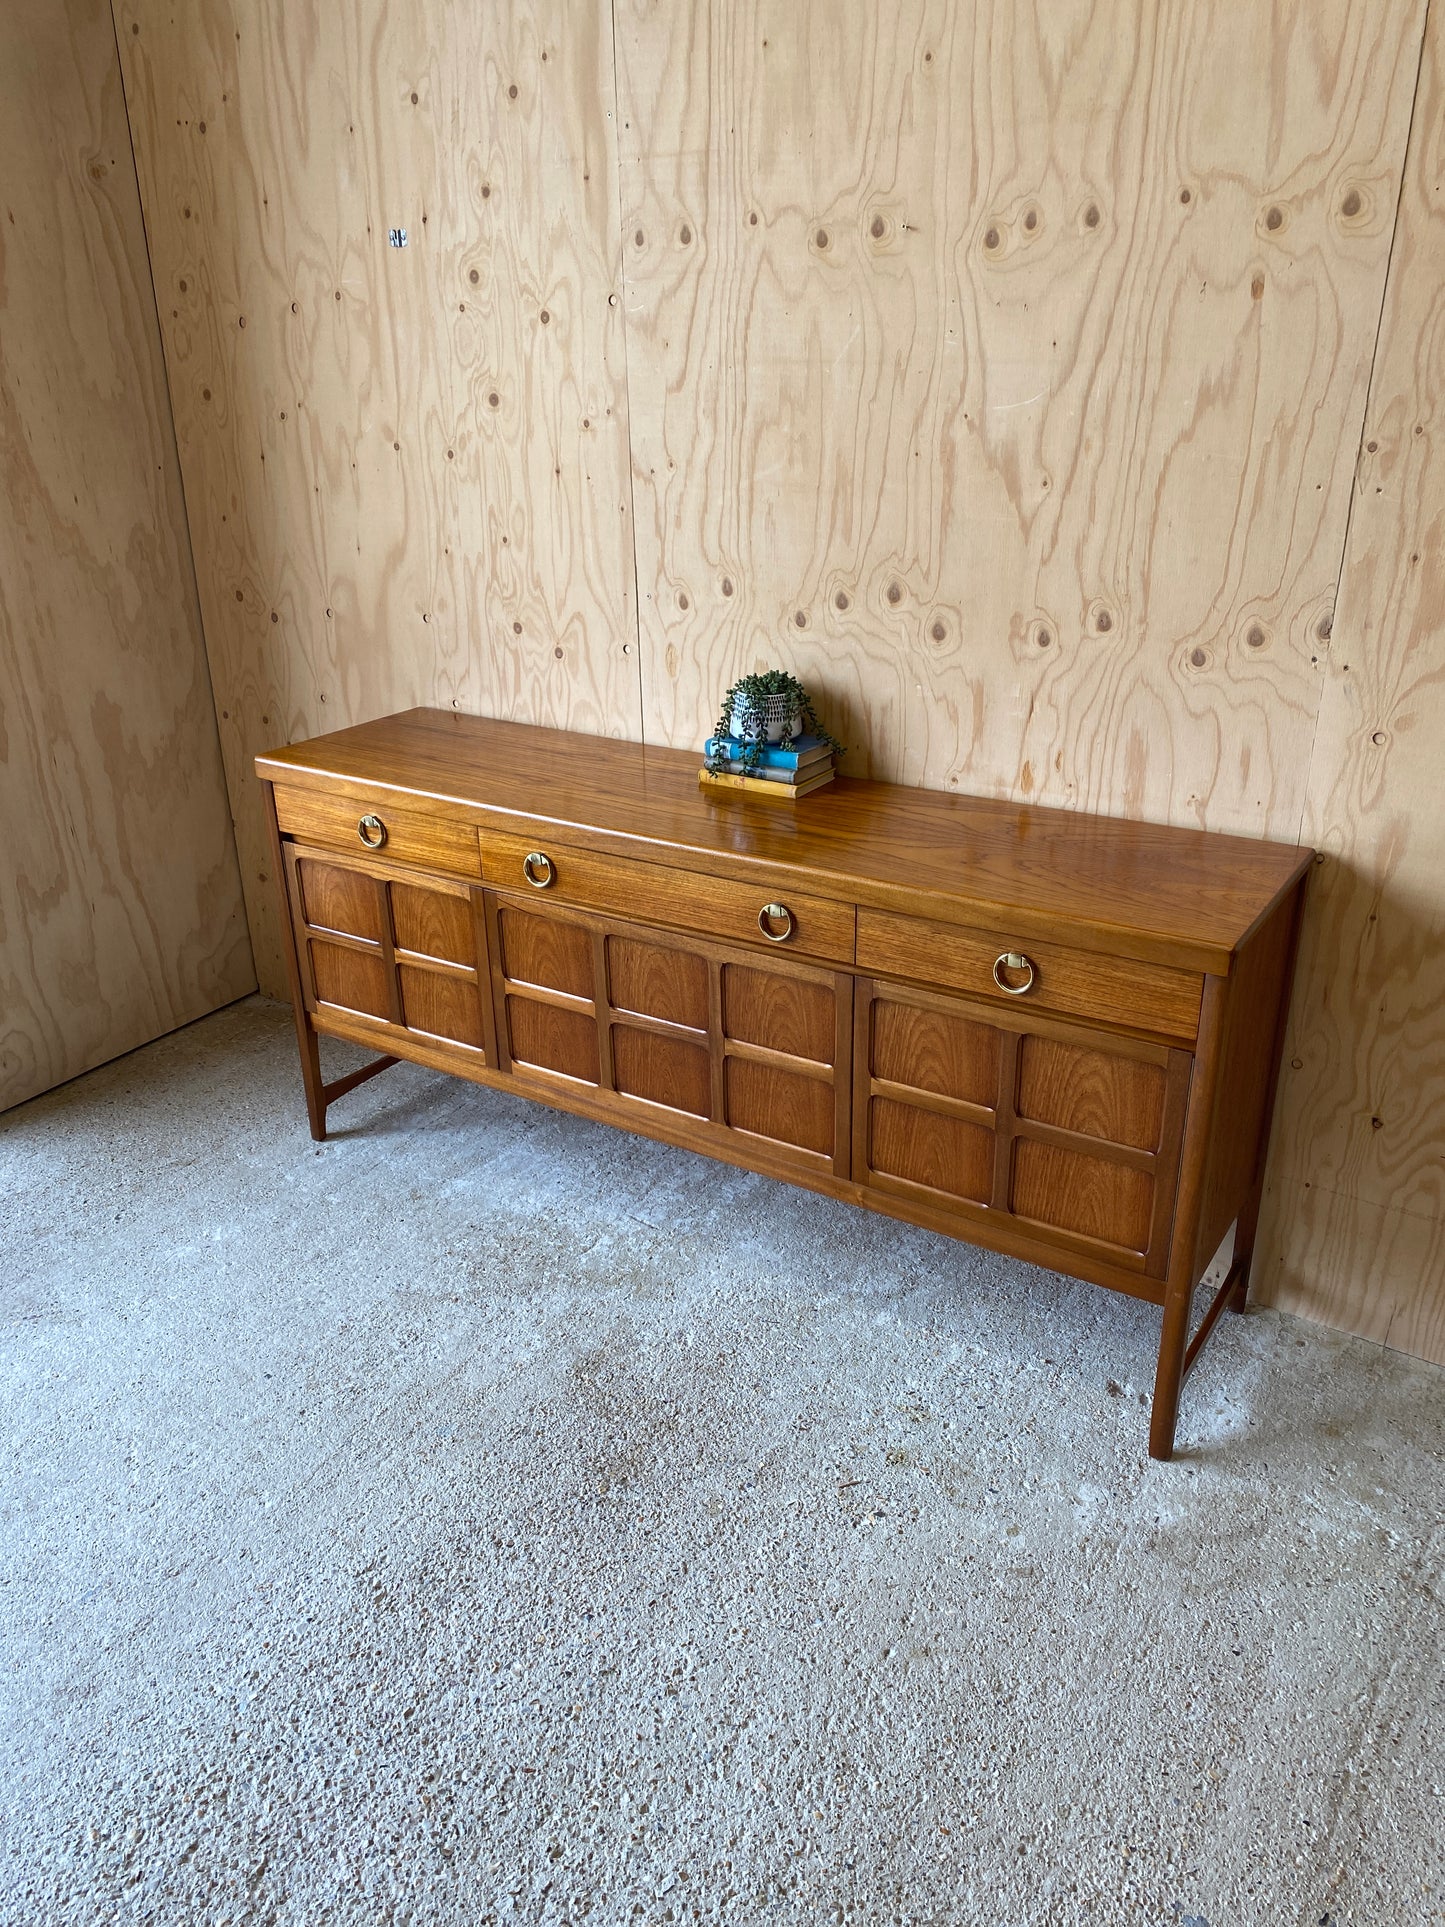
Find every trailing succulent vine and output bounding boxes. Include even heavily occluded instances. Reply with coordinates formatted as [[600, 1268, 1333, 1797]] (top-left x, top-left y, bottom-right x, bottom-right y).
[[705, 669, 844, 771]]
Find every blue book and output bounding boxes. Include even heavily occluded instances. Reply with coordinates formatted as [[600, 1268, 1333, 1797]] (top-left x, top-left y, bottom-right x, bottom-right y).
[[703, 733, 831, 771]]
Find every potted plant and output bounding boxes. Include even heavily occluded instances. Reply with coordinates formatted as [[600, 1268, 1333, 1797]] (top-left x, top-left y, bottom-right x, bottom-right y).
[[708, 669, 843, 771]]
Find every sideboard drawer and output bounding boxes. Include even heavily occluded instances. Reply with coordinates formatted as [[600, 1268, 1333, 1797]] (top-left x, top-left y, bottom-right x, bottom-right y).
[[855, 907, 1202, 1044], [273, 783, 481, 878], [480, 828, 855, 965]]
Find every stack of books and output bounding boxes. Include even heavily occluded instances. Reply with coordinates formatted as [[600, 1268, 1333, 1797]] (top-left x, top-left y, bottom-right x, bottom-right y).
[[699, 732, 835, 801]]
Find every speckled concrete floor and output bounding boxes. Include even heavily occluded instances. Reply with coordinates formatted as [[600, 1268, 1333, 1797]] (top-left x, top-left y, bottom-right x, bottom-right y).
[[2, 995, 1443, 1927]]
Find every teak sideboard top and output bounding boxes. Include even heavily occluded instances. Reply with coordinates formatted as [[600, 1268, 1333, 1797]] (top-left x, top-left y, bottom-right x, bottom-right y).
[[258, 708, 1310, 978]]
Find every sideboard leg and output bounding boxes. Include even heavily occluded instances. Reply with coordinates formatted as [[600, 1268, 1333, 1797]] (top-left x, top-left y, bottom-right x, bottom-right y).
[[1227, 1183, 1264, 1313], [1150, 1278, 1193, 1460], [1148, 972, 1229, 1462], [295, 1011, 328, 1142]]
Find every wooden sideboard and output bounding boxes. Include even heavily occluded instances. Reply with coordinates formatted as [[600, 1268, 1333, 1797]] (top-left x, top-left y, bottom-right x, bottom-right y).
[[257, 710, 1311, 1459]]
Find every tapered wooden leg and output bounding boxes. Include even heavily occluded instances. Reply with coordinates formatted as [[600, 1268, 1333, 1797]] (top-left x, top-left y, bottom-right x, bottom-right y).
[[1148, 973, 1230, 1461], [1227, 1182, 1265, 1313], [294, 1004, 328, 1139], [1150, 1274, 1195, 1459]]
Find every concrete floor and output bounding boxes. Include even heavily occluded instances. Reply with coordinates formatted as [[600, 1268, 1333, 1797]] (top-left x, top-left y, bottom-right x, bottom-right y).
[[2, 996, 1443, 1927]]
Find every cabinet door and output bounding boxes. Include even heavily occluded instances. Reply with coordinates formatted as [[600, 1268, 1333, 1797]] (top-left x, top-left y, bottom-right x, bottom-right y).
[[486, 894, 852, 1178], [286, 846, 493, 1061], [854, 978, 1191, 1275]]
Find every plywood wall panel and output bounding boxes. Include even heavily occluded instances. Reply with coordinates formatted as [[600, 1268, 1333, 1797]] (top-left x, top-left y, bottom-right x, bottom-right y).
[[615, 0, 1423, 844], [1256, 3, 1445, 1362], [0, 0, 253, 1114], [116, 0, 639, 990], [111, 0, 1445, 1367]]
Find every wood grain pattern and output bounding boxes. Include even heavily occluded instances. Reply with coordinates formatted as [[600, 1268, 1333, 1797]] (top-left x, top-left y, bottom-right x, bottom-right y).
[[115, 0, 639, 990], [0, 0, 252, 1111], [871, 997, 999, 1107], [722, 964, 834, 1063], [507, 993, 600, 1083], [1257, 4, 1445, 1361], [1016, 1035, 1166, 1153], [398, 962, 485, 1047], [110, 0, 1444, 1363], [390, 880, 474, 963], [725, 1054, 834, 1157], [606, 933, 709, 1029], [273, 784, 481, 876], [856, 907, 1202, 1043], [261, 710, 1311, 973], [497, 902, 595, 997], [296, 857, 384, 942], [869, 1096, 995, 1204], [615, 0, 1424, 842], [611, 1022, 711, 1117], [311, 938, 392, 1019], [481, 824, 856, 964], [1012, 1139, 1154, 1254]]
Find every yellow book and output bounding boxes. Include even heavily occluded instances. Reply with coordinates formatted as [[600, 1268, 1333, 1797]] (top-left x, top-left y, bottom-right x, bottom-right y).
[[698, 766, 835, 801]]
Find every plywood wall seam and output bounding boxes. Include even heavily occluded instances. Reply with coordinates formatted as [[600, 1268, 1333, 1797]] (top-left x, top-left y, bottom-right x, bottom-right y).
[[1, 0, 255, 1111], [104, 0, 255, 886], [607, 0, 647, 743], [1297, 0, 1436, 854]]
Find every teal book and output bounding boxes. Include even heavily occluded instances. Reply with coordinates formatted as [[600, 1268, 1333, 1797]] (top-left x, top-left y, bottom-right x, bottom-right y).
[[703, 733, 831, 771]]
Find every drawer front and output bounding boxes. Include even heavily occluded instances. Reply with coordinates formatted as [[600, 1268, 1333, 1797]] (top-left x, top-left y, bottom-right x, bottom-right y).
[[480, 829, 855, 966], [855, 907, 1201, 1044], [273, 783, 480, 877]]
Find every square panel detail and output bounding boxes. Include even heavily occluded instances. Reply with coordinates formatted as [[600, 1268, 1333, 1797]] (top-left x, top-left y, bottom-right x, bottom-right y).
[[723, 964, 834, 1064], [871, 997, 998, 1107], [391, 882, 474, 965], [868, 1095, 993, 1202], [310, 939, 391, 1020], [1015, 1035, 1166, 1152], [298, 859, 382, 943], [400, 965, 484, 1049], [506, 995, 599, 1084], [607, 935, 708, 1030], [499, 906, 594, 999], [725, 1057, 833, 1156], [612, 1024, 711, 1117], [1012, 1139, 1153, 1253]]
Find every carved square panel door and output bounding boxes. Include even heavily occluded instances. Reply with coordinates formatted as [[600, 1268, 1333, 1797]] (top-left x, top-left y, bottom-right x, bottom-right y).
[[853, 978, 1192, 1277], [486, 895, 852, 1178], [285, 847, 493, 1060]]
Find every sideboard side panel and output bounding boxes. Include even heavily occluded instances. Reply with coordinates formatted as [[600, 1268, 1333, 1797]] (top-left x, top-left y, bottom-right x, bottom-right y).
[[1192, 879, 1309, 1276]]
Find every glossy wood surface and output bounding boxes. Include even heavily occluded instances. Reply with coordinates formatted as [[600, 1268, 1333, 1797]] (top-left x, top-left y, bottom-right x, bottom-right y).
[[259, 709, 1310, 974], [851, 976, 1189, 1278], [856, 908, 1201, 1045], [286, 842, 490, 1064], [480, 826, 855, 966], [274, 783, 483, 878]]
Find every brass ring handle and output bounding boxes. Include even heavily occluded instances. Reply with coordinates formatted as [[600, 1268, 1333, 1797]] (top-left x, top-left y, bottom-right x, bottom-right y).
[[357, 813, 387, 849], [522, 850, 554, 890], [993, 950, 1035, 996], [758, 901, 795, 944]]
